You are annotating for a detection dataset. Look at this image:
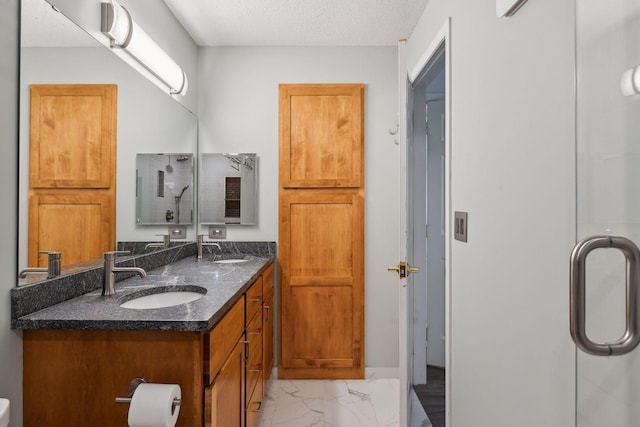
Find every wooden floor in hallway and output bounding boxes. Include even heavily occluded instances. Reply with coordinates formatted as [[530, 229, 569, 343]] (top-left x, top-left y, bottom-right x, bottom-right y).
[[413, 365, 445, 427]]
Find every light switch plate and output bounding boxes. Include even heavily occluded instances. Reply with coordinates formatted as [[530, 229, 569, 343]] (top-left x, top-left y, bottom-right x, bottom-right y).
[[454, 211, 468, 242], [496, 0, 529, 17], [209, 226, 227, 239]]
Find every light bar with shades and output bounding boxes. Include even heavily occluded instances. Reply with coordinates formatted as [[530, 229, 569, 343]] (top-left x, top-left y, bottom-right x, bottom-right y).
[[101, 0, 188, 96]]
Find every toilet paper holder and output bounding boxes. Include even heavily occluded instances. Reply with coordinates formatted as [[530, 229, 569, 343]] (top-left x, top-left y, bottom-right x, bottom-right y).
[[115, 377, 182, 414]]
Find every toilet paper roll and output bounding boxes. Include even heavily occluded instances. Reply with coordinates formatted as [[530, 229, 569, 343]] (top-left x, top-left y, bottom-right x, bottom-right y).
[[127, 383, 181, 427]]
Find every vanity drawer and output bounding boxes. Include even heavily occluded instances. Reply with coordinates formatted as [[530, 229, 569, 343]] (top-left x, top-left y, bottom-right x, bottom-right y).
[[209, 296, 245, 382], [245, 308, 263, 395], [262, 264, 274, 301], [246, 373, 263, 427], [245, 309, 263, 364], [245, 277, 263, 323]]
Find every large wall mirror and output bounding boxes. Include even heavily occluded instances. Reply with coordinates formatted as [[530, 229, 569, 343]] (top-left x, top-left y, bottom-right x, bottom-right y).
[[18, 0, 198, 282], [199, 153, 258, 225]]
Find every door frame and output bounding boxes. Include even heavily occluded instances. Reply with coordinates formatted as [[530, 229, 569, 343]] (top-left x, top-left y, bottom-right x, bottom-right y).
[[399, 18, 452, 426]]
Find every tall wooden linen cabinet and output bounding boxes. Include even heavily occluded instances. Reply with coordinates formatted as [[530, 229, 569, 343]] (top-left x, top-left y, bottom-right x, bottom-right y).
[[278, 84, 365, 379]]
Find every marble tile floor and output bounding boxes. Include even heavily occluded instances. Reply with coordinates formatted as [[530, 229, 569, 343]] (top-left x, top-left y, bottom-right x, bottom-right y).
[[257, 378, 400, 427]]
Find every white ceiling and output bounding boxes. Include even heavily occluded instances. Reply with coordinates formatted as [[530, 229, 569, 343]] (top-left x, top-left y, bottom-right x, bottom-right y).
[[164, 0, 428, 46], [22, 0, 97, 47]]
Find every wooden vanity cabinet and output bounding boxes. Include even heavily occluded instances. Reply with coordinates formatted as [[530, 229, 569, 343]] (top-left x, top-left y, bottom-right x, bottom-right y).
[[22, 262, 275, 427]]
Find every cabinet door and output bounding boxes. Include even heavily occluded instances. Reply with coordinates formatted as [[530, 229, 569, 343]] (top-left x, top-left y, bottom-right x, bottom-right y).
[[279, 190, 365, 378], [279, 84, 364, 189], [205, 338, 245, 427]]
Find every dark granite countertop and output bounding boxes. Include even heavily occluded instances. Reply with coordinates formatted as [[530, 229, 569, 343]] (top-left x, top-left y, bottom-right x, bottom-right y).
[[13, 255, 272, 332]]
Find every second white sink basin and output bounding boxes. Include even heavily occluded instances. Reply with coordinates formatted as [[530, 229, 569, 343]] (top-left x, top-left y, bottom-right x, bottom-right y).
[[120, 287, 206, 309]]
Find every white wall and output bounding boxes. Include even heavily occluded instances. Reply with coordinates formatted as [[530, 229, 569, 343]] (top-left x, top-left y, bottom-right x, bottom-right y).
[[198, 46, 401, 369], [407, 0, 576, 425], [0, 1, 22, 425]]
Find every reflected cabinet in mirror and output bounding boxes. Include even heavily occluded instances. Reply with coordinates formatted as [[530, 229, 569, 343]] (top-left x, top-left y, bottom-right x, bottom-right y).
[[18, 0, 198, 283], [199, 154, 258, 225], [136, 154, 194, 225]]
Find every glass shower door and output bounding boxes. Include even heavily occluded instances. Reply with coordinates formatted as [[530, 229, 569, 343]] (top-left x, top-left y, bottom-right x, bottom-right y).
[[574, 1, 640, 426]]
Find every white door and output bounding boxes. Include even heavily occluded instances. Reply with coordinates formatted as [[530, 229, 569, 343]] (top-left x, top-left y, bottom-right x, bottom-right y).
[[398, 20, 451, 427], [573, 0, 640, 426]]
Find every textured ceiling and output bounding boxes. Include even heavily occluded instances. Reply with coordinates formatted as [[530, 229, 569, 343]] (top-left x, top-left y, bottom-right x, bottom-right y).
[[22, 0, 97, 47], [164, 0, 428, 46]]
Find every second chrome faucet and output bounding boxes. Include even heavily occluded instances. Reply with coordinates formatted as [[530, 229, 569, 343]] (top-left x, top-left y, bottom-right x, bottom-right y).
[[102, 251, 147, 296], [196, 235, 221, 259]]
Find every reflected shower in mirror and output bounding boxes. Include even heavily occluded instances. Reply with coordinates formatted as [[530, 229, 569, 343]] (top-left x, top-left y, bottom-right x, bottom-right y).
[[199, 153, 258, 225], [136, 154, 194, 225]]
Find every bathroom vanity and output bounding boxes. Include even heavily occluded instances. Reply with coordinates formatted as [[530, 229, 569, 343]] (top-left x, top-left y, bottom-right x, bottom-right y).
[[14, 246, 275, 427]]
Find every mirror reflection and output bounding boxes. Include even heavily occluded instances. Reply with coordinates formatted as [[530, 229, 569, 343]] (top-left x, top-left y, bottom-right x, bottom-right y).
[[136, 153, 194, 225], [18, 0, 198, 283], [199, 154, 258, 225]]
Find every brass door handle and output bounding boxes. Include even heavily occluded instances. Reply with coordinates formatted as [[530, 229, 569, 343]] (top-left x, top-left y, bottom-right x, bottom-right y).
[[387, 261, 419, 278]]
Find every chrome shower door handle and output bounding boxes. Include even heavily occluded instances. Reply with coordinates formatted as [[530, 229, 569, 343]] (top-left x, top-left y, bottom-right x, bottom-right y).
[[570, 235, 640, 356]]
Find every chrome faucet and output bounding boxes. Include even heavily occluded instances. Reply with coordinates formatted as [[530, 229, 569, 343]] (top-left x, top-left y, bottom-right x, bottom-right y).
[[102, 251, 147, 296], [144, 234, 170, 250], [19, 251, 61, 279], [197, 235, 221, 259]]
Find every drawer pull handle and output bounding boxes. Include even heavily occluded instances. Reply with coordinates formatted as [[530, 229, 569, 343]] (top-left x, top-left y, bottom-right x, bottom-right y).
[[250, 401, 262, 412], [264, 305, 270, 321], [250, 296, 262, 302], [249, 328, 262, 336], [240, 339, 250, 361], [248, 364, 262, 373]]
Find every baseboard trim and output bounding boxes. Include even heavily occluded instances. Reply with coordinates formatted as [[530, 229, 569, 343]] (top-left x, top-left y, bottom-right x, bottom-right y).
[[269, 367, 399, 380]]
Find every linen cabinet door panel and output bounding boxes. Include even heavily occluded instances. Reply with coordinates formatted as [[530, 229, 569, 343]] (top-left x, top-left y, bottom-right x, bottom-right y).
[[279, 190, 364, 379], [279, 84, 364, 189], [205, 339, 245, 427]]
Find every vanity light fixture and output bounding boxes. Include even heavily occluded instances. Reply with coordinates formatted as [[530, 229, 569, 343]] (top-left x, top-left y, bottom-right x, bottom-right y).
[[621, 66, 640, 97], [101, 0, 188, 96]]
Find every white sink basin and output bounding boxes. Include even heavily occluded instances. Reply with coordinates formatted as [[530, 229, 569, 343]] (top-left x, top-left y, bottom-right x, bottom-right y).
[[0, 398, 9, 427], [120, 288, 206, 309], [213, 259, 249, 264]]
